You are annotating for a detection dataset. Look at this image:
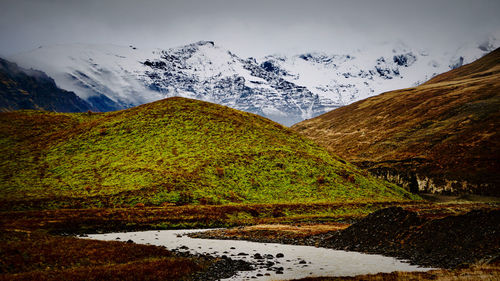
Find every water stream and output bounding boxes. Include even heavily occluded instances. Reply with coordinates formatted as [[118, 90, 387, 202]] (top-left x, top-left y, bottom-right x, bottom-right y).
[[85, 229, 433, 280]]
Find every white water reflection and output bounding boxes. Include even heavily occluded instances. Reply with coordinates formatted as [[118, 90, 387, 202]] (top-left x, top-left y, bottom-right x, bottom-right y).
[[85, 229, 433, 281]]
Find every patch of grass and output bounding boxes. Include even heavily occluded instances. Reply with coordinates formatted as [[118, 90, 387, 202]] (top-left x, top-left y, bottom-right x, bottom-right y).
[[0, 259, 203, 281]]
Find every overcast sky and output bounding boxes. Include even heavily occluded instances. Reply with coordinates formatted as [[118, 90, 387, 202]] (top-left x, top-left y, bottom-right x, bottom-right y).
[[1, 0, 499, 58]]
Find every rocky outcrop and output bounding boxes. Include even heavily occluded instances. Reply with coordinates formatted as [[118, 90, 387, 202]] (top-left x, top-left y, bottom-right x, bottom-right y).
[[356, 158, 496, 195], [366, 166, 498, 196]]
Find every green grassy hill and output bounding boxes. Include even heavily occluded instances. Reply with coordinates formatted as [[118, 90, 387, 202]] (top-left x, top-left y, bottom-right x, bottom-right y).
[[0, 97, 417, 210]]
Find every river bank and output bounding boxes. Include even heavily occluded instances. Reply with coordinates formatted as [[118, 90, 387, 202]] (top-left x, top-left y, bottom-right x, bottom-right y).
[[190, 207, 500, 269], [87, 228, 432, 280], [1, 200, 498, 280]]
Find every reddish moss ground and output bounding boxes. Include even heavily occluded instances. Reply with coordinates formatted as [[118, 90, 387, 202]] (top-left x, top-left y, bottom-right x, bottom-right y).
[[0, 230, 208, 281], [1, 201, 493, 234]]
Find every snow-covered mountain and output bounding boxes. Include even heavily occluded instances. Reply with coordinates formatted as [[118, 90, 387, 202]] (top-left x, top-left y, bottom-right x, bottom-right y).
[[140, 41, 328, 125], [10, 43, 163, 111], [260, 38, 499, 107], [10, 37, 499, 126]]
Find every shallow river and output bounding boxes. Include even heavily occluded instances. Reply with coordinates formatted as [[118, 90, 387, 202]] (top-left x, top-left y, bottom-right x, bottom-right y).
[[86, 229, 433, 281]]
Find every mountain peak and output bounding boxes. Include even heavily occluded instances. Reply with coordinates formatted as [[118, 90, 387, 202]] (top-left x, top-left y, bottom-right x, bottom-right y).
[[478, 35, 499, 52], [194, 40, 215, 47]]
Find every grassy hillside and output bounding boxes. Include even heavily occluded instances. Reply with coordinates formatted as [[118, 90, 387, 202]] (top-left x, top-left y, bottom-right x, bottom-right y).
[[0, 97, 416, 210], [292, 48, 500, 195]]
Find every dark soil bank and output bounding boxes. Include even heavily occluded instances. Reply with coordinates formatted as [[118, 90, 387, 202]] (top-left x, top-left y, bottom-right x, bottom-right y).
[[321, 207, 500, 268]]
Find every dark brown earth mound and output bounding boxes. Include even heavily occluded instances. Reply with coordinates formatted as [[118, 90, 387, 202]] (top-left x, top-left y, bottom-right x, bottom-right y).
[[321, 207, 500, 268], [322, 207, 424, 252], [292, 48, 500, 195]]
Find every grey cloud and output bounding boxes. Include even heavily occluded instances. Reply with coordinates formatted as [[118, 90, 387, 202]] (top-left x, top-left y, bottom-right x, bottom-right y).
[[1, 0, 499, 57]]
